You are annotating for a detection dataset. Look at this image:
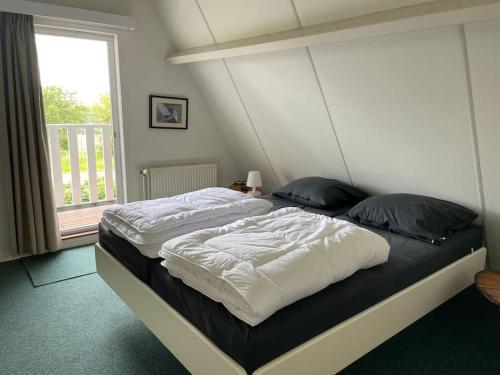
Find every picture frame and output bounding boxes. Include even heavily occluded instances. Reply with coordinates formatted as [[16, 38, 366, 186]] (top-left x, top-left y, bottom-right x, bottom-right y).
[[149, 95, 188, 130]]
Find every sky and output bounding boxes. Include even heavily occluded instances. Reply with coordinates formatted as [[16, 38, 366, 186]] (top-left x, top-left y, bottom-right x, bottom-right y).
[[36, 34, 110, 104]]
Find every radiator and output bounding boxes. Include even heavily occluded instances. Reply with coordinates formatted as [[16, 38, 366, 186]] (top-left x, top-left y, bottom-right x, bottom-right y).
[[140, 163, 218, 200]]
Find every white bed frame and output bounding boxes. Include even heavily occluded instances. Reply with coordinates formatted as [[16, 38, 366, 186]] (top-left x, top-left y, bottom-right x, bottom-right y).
[[95, 243, 486, 375]]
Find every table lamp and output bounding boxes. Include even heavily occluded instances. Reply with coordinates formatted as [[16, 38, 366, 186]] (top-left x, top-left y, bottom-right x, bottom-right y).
[[246, 170, 262, 197]]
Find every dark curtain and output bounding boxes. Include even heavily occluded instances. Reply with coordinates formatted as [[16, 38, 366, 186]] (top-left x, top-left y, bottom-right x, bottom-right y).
[[0, 11, 61, 255]]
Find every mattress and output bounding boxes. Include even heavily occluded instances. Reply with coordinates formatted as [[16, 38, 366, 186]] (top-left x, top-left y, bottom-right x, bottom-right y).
[[98, 223, 161, 283], [149, 221, 483, 373], [98, 196, 353, 283]]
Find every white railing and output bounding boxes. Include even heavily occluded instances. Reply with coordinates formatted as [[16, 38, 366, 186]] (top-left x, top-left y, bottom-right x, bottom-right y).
[[47, 124, 116, 208]]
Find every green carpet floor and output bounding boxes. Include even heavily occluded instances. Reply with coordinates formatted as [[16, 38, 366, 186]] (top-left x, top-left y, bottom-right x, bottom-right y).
[[22, 246, 96, 286], [0, 248, 498, 375]]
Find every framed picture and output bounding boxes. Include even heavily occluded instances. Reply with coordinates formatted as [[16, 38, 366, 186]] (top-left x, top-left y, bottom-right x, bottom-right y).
[[149, 95, 188, 129]]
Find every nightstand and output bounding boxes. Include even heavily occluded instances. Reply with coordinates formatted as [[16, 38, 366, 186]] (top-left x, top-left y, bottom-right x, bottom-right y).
[[228, 182, 248, 193], [475, 271, 500, 305], [228, 182, 262, 194]]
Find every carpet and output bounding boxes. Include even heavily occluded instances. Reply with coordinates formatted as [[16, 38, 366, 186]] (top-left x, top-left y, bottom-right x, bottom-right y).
[[22, 245, 96, 286], [0, 259, 188, 375], [340, 286, 500, 375], [1, 248, 499, 374]]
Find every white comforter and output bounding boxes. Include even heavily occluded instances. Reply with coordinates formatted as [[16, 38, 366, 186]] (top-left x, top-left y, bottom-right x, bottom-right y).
[[102, 187, 273, 258], [159, 207, 390, 326]]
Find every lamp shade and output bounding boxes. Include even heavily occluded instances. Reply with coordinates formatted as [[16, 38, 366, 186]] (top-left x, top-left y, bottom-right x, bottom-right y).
[[246, 171, 262, 188]]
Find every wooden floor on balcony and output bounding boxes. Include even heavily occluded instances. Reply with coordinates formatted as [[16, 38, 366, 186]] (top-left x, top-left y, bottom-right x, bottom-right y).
[[57, 205, 113, 239]]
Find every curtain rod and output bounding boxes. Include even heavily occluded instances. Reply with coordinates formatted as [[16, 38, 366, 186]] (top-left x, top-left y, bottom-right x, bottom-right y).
[[0, 0, 135, 30]]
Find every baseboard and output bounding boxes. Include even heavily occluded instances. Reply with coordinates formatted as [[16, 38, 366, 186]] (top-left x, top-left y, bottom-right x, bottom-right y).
[[0, 252, 23, 263], [488, 261, 499, 271], [0, 233, 98, 263], [61, 233, 98, 249]]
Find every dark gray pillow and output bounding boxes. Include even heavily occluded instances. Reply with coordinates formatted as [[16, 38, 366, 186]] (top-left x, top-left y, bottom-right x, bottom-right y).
[[272, 177, 367, 209], [347, 193, 478, 243]]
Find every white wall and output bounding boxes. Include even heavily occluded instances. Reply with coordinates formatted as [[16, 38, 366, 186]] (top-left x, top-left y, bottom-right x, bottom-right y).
[[106, 0, 240, 201], [465, 19, 500, 269], [309, 26, 479, 206], [226, 48, 350, 186], [0, 0, 242, 259], [157, 0, 499, 269]]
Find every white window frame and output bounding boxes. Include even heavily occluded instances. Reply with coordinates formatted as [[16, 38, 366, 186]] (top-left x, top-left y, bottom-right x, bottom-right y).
[[35, 24, 127, 204]]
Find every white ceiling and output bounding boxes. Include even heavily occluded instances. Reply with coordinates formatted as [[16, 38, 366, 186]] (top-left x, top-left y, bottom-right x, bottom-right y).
[[293, 0, 434, 26], [156, 0, 438, 50]]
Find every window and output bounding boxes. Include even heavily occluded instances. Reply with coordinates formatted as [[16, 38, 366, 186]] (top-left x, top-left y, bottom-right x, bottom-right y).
[[36, 28, 123, 238]]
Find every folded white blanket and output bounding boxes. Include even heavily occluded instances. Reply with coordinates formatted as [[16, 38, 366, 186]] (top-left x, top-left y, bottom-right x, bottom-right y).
[[102, 187, 273, 258], [160, 207, 390, 326]]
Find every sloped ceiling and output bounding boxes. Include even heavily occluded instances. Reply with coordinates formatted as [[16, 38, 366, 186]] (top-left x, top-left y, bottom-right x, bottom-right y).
[[293, 0, 433, 25], [155, 0, 480, 208]]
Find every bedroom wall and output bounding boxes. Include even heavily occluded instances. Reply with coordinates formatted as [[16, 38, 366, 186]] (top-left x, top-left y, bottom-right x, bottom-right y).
[[465, 19, 500, 270], [156, 0, 500, 269], [0, 0, 242, 260]]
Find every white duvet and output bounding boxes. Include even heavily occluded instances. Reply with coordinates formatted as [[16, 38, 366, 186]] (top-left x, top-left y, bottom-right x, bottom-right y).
[[102, 188, 273, 258], [159, 207, 390, 326]]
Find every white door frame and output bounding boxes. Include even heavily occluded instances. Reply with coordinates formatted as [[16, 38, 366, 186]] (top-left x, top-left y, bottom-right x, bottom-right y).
[[35, 24, 127, 204]]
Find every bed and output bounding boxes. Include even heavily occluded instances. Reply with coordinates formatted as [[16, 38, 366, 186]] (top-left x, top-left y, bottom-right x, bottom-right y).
[[96, 181, 487, 374], [96, 209, 486, 374]]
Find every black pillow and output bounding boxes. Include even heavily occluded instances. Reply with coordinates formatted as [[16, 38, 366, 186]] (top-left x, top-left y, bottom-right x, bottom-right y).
[[272, 177, 367, 209], [347, 193, 478, 243]]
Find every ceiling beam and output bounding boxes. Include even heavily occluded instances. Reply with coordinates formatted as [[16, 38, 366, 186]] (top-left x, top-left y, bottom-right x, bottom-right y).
[[166, 0, 500, 64]]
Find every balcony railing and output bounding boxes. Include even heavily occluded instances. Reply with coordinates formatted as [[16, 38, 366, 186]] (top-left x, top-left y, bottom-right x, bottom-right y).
[[47, 124, 116, 209]]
